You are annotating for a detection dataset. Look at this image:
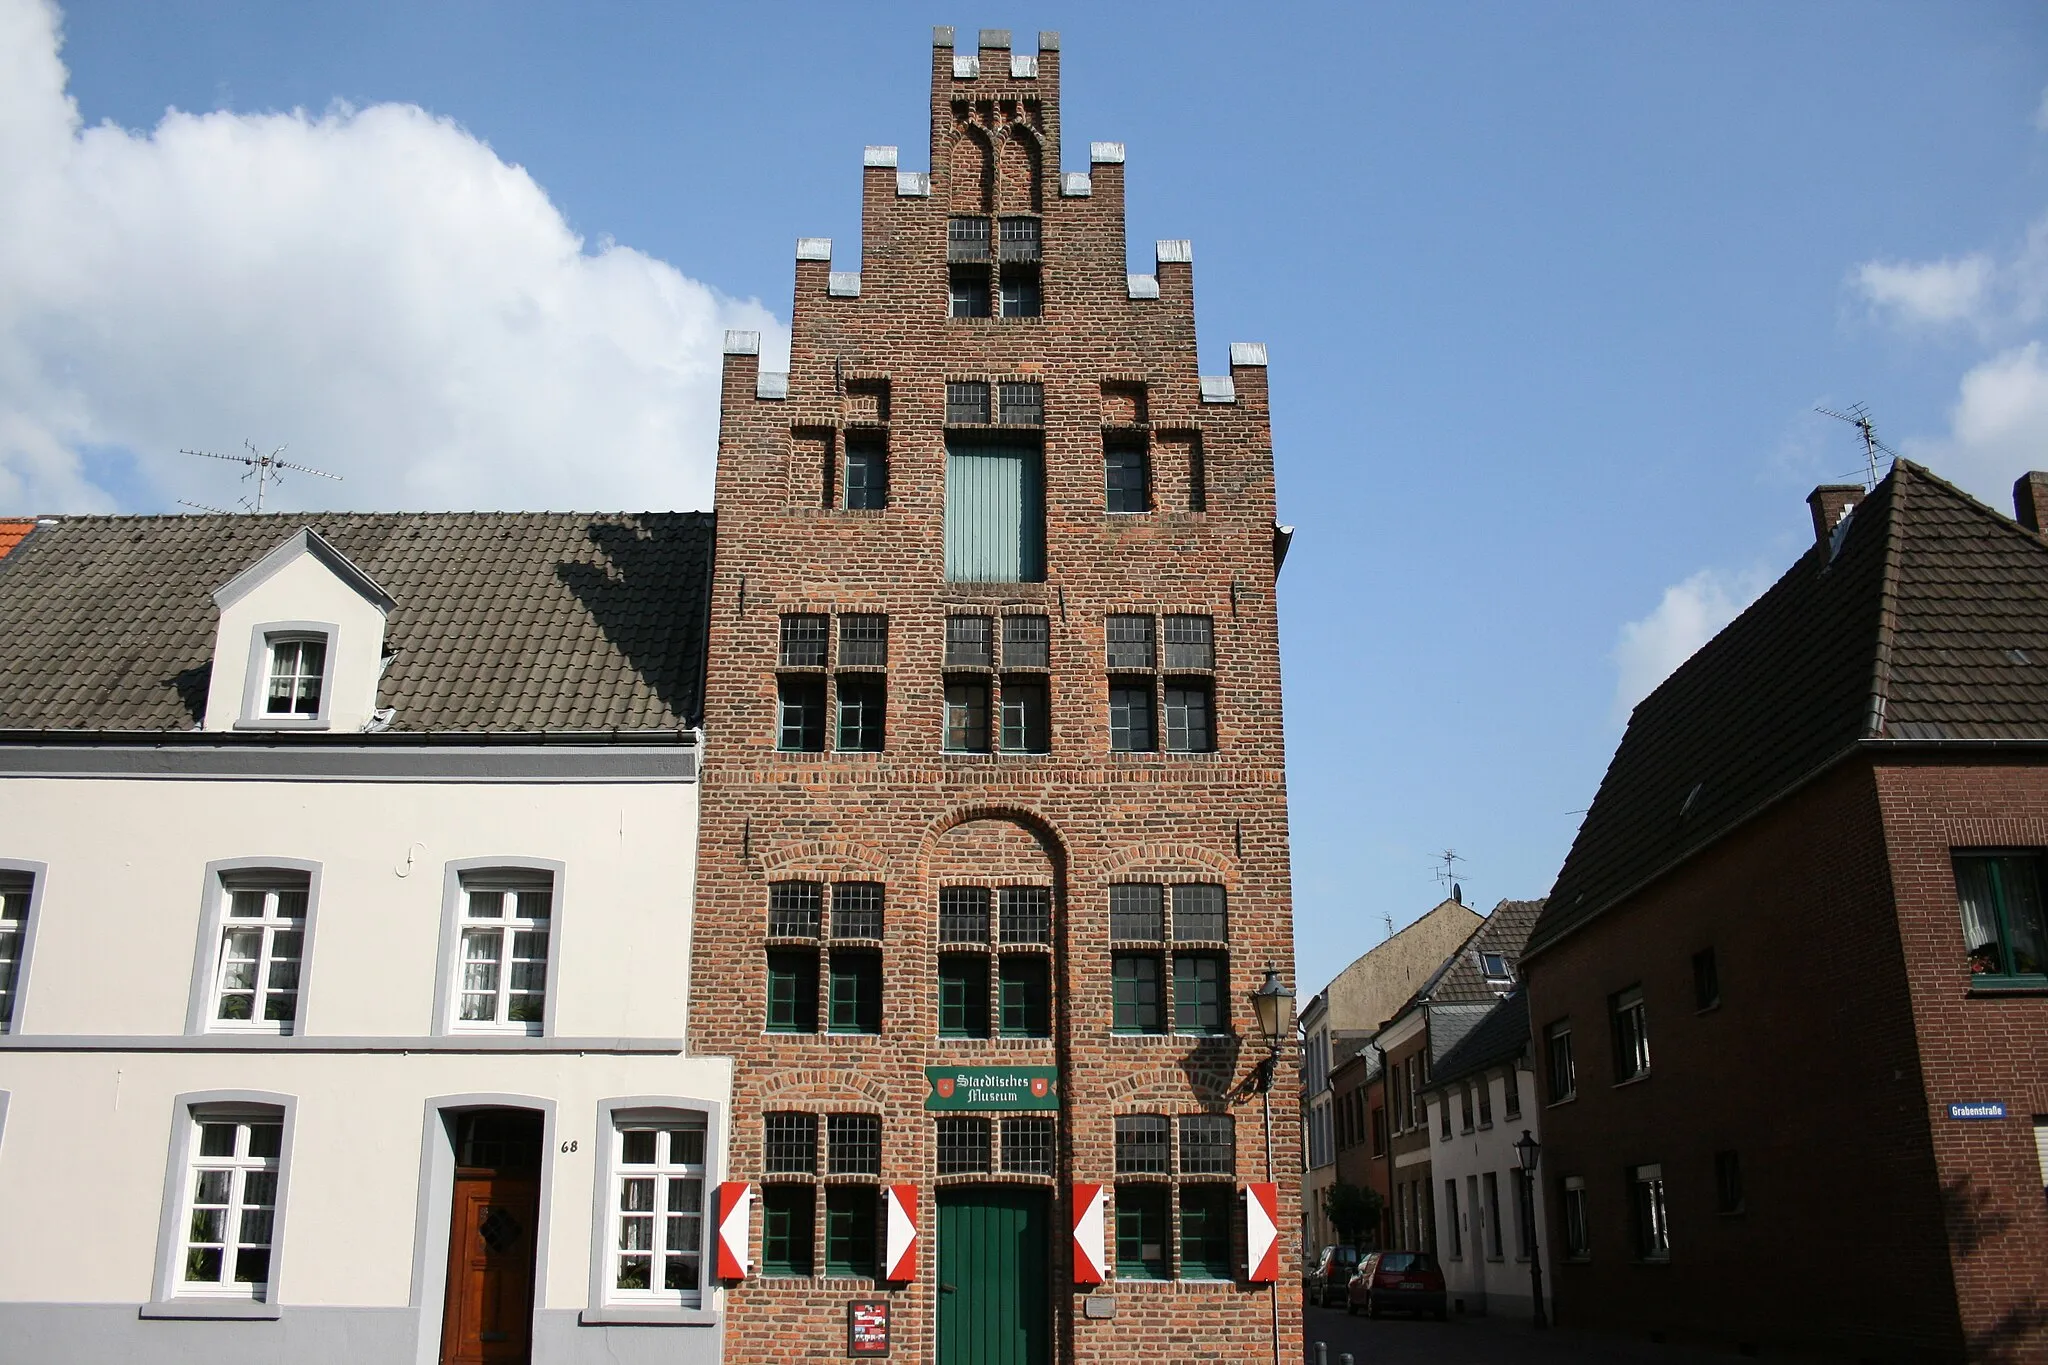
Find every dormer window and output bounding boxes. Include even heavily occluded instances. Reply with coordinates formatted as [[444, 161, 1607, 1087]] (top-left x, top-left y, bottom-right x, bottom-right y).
[[265, 636, 327, 717]]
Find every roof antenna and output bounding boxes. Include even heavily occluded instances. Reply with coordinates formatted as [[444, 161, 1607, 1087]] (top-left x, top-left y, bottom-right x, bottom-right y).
[[182, 440, 342, 513], [1814, 404, 1898, 491], [1434, 849, 1466, 905]]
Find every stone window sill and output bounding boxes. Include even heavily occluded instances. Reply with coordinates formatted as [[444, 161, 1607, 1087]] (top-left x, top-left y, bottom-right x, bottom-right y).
[[141, 1300, 281, 1321]]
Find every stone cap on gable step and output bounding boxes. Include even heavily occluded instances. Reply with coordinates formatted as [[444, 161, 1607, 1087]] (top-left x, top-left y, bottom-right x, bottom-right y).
[[1157, 240, 1193, 264], [863, 146, 898, 168], [1230, 343, 1269, 368], [1090, 142, 1126, 164], [795, 238, 832, 261], [722, 330, 760, 356], [1061, 173, 1092, 198]]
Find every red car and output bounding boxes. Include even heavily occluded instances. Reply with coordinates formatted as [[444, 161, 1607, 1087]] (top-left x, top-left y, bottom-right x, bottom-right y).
[[1346, 1249, 1447, 1320]]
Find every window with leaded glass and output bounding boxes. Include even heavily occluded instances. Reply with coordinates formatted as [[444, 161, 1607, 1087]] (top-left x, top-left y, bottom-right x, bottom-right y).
[[1114, 1116, 1170, 1175], [998, 955, 1051, 1037], [831, 883, 884, 940], [828, 949, 882, 1034], [939, 887, 991, 943], [1115, 1185, 1169, 1280], [946, 381, 991, 424], [946, 615, 994, 666], [937, 954, 990, 1038], [1163, 615, 1214, 669], [1111, 884, 1164, 942], [836, 675, 886, 752], [1105, 615, 1155, 668], [1173, 953, 1226, 1035], [1178, 1183, 1234, 1280], [998, 887, 1052, 944], [1002, 614, 1049, 668], [944, 681, 990, 753], [779, 613, 829, 667], [1113, 953, 1164, 1034], [1109, 684, 1155, 752], [1162, 681, 1214, 753], [609, 1117, 707, 1304], [763, 1113, 818, 1174], [1001, 1117, 1056, 1175], [760, 1184, 814, 1277], [947, 215, 990, 261], [825, 1187, 879, 1278], [999, 678, 1049, 752], [0, 872, 29, 1031], [768, 881, 822, 938], [1954, 852, 2048, 982], [1178, 1116, 1234, 1175], [936, 1117, 991, 1175], [211, 876, 307, 1031], [827, 1114, 882, 1176], [843, 436, 888, 510], [839, 614, 888, 666], [1171, 884, 1226, 942], [456, 875, 551, 1031], [180, 1113, 282, 1297], [766, 950, 818, 1033], [997, 383, 1043, 425], [778, 676, 827, 752], [1105, 439, 1149, 514], [997, 215, 1040, 262]]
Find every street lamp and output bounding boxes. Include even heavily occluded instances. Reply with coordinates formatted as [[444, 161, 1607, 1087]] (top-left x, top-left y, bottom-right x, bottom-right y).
[[1247, 967, 1291, 1365], [1513, 1129, 1548, 1329]]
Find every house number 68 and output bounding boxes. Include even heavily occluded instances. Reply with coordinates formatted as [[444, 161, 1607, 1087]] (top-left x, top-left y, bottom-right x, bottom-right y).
[[560, 1139, 579, 1153]]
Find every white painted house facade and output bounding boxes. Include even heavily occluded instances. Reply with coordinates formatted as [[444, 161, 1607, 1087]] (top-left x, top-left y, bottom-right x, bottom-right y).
[[0, 513, 728, 1365]]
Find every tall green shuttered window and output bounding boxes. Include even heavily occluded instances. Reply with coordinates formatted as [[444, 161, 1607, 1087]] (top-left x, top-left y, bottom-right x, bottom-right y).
[[945, 439, 1045, 582]]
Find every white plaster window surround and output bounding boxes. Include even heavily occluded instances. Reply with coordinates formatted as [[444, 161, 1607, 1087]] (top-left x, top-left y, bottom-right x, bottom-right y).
[[583, 1096, 727, 1326], [0, 859, 50, 1034], [186, 858, 324, 1036], [239, 622, 338, 729], [143, 1091, 298, 1320], [433, 859, 566, 1037]]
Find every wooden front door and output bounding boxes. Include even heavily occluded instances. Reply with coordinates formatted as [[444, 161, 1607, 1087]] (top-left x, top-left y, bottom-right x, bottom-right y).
[[439, 1110, 543, 1365], [937, 1185, 1050, 1365]]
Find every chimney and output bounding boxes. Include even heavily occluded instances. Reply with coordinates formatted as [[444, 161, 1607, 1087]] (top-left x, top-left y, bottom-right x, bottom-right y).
[[1807, 484, 1863, 547], [2013, 472, 2048, 534]]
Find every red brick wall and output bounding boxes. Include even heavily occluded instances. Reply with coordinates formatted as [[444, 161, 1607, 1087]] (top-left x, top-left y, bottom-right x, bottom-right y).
[[689, 31, 1299, 1364], [1874, 757, 2048, 1363], [1523, 758, 1963, 1361]]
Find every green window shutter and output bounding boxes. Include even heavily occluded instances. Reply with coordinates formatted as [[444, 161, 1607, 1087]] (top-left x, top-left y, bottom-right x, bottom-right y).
[[945, 440, 1045, 582], [761, 1184, 815, 1277], [1178, 1184, 1235, 1279], [1173, 953, 1226, 1035], [1112, 953, 1163, 1034], [828, 950, 882, 1034], [824, 1186, 879, 1278], [998, 955, 1052, 1037], [1114, 1184, 1170, 1280], [938, 954, 990, 1038], [766, 950, 818, 1033]]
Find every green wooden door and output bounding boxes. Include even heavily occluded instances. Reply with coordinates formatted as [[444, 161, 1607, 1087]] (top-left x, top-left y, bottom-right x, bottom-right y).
[[937, 1185, 1050, 1365]]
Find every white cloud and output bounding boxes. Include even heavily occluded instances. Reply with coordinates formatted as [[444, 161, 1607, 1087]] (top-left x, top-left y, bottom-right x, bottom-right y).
[[0, 0, 785, 515], [1902, 341, 2048, 504], [1610, 567, 1770, 722], [1855, 254, 1994, 328]]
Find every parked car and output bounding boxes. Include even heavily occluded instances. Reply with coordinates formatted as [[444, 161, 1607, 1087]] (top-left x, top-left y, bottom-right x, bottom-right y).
[[1306, 1244, 1360, 1308], [1347, 1249, 1447, 1319]]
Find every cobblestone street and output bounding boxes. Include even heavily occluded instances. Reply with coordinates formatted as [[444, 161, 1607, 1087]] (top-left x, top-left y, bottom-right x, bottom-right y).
[[1303, 1303, 1814, 1365]]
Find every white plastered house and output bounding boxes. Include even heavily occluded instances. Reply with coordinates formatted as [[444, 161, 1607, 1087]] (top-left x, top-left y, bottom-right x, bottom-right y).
[[0, 513, 729, 1365]]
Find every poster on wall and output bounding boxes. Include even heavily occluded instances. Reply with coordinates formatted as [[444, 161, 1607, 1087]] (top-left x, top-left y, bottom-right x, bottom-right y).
[[847, 1299, 890, 1357]]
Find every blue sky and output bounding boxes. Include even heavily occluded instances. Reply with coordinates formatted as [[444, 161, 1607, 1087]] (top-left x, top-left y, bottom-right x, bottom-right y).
[[8, 1, 2048, 994]]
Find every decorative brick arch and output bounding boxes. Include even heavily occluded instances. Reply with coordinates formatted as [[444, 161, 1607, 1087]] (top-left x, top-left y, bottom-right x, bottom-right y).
[[917, 803, 1070, 876], [947, 124, 994, 212], [753, 1068, 894, 1109], [995, 123, 1042, 213], [756, 838, 890, 881], [1105, 1059, 1239, 1107], [1100, 840, 1238, 884]]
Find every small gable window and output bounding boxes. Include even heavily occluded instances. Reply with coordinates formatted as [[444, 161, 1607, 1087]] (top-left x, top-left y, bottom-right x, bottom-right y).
[[265, 636, 327, 718]]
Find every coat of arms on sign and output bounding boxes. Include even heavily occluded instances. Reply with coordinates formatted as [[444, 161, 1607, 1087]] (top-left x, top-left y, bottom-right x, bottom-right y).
[[1030, 1077, 1049, 1098], [936, 1077, 956, 1098]]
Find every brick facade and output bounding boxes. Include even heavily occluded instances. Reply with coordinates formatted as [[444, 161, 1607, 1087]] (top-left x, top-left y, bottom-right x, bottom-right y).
[[688, 28, 1299, 1364], [1526, 753, 2048, 1361]]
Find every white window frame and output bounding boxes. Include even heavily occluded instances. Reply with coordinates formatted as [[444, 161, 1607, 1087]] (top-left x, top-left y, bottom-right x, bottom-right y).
[[433, 859, 566, 1038], [583, 1097, 726, 1327], [144, 1091, 297, 1320], [185, 859, 323, 1037], [208, 878, 310, 1033], [237, 622, 338, 730], [0, 860, 49, 1035]]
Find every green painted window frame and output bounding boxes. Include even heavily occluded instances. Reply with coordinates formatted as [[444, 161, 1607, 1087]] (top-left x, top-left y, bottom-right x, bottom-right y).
[[1173, 952, 1227, 1036], [824, 1186, 879, 1278], [1954, 852, 2048, 988], [998, 954, 1052, 1038], [776, 676, 826, 752], [765, 949, 818, 1034], [1178, 1182, 1235, 1280], [1114, 1183, 1171, 1280], [827, 949, 882, 1035], [1111, 953, 1163, 1034], [938, 954, 990, 1038], [760, 1184, 815, 1277]]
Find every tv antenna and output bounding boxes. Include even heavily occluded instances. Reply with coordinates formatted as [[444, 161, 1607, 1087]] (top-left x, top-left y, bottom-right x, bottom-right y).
[[1434, 849, 1467, 905], [1814, 404, 1899, 490], [181, 441, 341, 513]]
